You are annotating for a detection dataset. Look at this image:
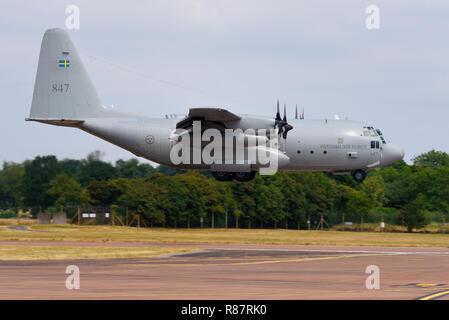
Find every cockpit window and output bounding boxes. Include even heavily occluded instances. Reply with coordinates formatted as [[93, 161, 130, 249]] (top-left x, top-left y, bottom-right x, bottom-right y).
[[375, 129, 386, 144], [363, 129, 378, 136]]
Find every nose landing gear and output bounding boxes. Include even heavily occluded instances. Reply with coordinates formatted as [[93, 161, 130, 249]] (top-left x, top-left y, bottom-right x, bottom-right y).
[[352, 169, 367, 183]]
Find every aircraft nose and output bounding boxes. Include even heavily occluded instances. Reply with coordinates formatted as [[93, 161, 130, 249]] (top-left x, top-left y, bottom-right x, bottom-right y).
[[381, 143, 404, 166]]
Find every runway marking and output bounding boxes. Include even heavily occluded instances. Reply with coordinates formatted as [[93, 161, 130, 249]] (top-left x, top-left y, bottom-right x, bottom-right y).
[[417, 289, 449, 300], [204, 247, 449, 256], [415, 283, 442, 288], [226, 253, 387, 265], [118, 253, 390, 268]]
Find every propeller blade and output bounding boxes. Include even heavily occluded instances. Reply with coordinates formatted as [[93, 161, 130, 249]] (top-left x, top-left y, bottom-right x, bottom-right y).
[[282, 124, 293, 139], [276, 99, 281, 121], [283, 103, 287, 122]]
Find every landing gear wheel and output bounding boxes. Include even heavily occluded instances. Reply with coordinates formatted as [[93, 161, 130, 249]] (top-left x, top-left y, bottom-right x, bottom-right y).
[[352, 169, 366, 183], [234, 171, 256, 182], [212, 171, 235, 182]]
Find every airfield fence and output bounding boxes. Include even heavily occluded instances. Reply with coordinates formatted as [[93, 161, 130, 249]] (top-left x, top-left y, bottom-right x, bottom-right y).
[[1, 205, 448, 232]]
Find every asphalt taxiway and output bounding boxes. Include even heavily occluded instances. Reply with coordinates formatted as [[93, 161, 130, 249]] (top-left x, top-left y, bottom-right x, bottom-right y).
[[1, 241, 449, 300]]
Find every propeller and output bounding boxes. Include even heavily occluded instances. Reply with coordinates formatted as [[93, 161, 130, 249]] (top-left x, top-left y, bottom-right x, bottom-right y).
[[274, 100, 293, 139]]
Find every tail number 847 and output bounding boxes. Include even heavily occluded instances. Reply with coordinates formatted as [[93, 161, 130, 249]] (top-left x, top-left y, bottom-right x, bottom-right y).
[[51, 83, 70, 93]]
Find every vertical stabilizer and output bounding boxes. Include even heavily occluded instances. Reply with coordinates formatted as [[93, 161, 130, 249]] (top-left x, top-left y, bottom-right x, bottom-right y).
[[29, 28, 102, 120]]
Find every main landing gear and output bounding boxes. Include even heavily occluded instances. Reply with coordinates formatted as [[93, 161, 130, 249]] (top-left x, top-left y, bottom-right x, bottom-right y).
[[352, 169, 367, 183], [212, 171, 256, 182]]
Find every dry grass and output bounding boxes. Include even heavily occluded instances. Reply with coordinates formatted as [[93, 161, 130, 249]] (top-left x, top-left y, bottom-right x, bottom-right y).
[[1, 224, 449, 247], [0, 219, 36, 226], [332, 222, 449, 234], [0, 245, 196, 260]]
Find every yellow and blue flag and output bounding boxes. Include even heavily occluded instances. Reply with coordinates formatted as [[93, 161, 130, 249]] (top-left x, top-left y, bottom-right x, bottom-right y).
[[58, 60, 70, 68]]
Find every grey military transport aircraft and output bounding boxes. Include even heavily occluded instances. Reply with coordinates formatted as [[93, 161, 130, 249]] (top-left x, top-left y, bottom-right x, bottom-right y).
[[27, 28, 404, 182]]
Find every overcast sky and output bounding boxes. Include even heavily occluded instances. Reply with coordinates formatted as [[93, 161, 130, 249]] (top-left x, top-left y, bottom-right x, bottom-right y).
[[1, 0, 448, 165]]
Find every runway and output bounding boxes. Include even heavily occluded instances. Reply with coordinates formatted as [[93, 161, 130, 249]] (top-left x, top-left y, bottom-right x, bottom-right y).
[[1, 241, 449, 300]]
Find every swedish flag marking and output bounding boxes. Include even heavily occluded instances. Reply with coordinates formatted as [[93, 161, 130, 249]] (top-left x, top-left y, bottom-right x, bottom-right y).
[[58, 60, 70, 68]]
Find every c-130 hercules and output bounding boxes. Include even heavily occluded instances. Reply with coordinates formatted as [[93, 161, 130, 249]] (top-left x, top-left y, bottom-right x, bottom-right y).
[[27, 29, 404, 182]]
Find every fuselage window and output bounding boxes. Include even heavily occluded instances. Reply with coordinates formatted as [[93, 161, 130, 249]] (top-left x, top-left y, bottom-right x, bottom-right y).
[[323, 150, 327, 154], [370, 141, 375, 149], [376, 141, 380, 149], [310, 150, 314, 154], [297, 150, 301, 154]]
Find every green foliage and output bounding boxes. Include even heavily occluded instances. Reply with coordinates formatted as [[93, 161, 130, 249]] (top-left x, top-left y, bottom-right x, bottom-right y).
[[0, 162, 24, 207], [0, 209, 17, 218], [361, 175, 386, 207], [87, 180, 120, 205], [347, 189, 372, 225], [78, 158, 117, 186], [0, 150, 448, 232], [115, 158, 154, 178], [22, 155, 59, 207], [412, 150, 449, 168], [47, 173, 86, 207], [401, 195, 427, 232]]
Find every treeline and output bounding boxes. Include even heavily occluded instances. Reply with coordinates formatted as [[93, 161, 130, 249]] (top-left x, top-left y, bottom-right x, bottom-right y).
[[1, 150, 448, 232]]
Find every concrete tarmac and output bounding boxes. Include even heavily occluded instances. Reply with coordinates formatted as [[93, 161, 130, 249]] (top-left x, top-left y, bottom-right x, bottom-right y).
[[1, 241, 449, 300]]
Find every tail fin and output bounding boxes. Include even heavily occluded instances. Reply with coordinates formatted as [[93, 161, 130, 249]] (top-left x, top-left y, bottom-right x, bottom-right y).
[[29, 28, 102, 121]]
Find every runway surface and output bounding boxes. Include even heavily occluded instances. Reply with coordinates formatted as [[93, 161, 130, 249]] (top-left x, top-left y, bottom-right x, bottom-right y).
[[1, 241, 449, 300]]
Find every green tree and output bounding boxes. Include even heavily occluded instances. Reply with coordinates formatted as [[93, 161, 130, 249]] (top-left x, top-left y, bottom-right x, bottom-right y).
[[143, 173, 170, 226], [170, 172, 208, 227], [47, 173, 86, 207], [87, 180, 121, 205], [412, 150, 449, 168], [115, 158, 154, 178], [231, 180, 256, 228], [78, 152, 117, 186], [22, 155, 59, 207], [402, 195, 427, 232], [361, 175, 386, 207], [347, 190, 372, 230], [58, 159, 82, 177], [0, 162, 25, 207], [378, 161, 413, 208]]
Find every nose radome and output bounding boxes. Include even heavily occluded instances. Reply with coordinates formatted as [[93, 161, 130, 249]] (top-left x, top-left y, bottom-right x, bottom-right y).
[[381, 144, 404, 166]]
